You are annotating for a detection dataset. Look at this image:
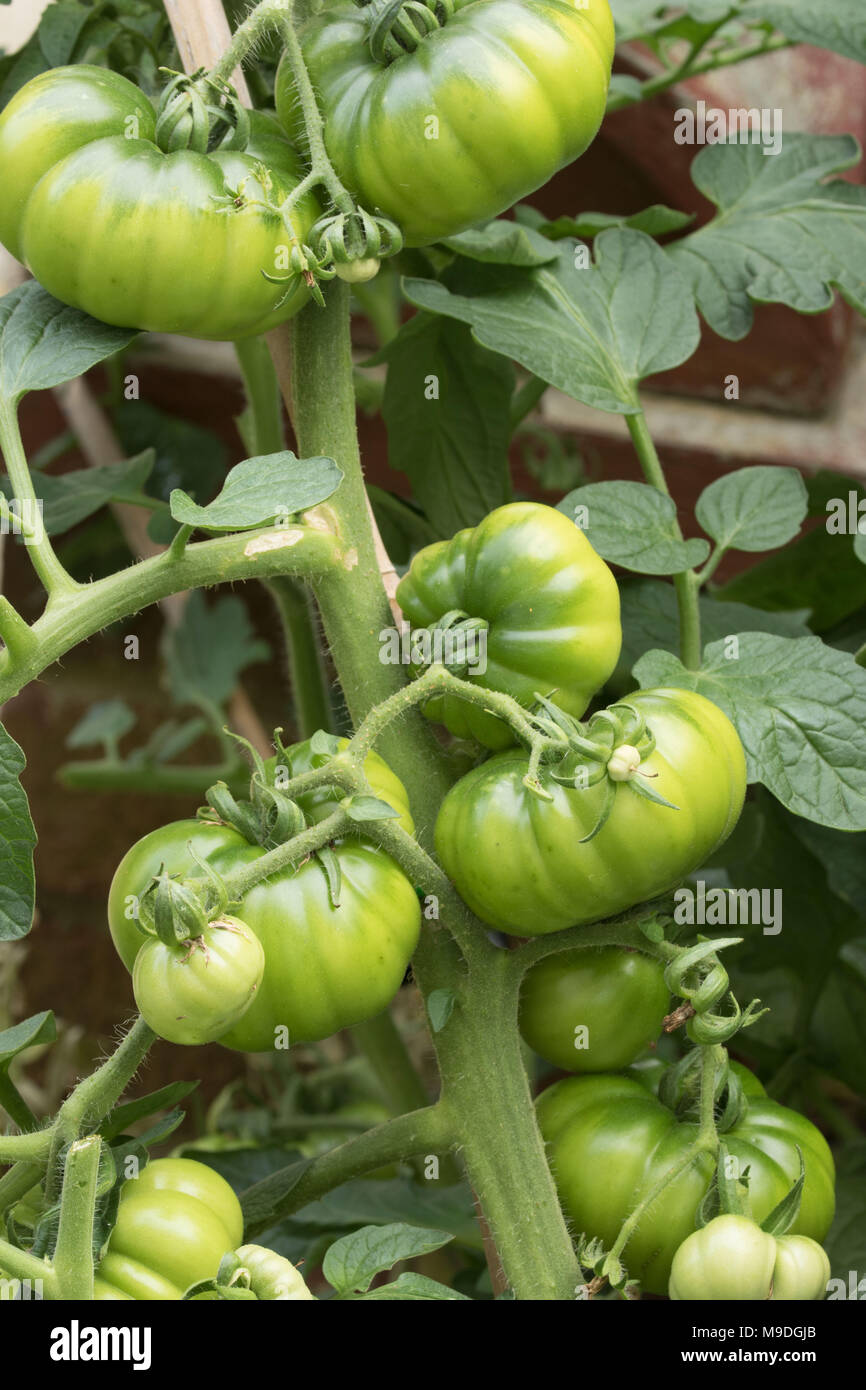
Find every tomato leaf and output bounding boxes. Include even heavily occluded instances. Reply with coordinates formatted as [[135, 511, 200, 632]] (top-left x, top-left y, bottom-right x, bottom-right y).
[[559, 480, 709, 574], [0, 282, 137, 406], [440, 219, 559, 266], [101, 1081, 199, 1143], [169, 452, 343, 532], [741, 0, 866, 65], [322, 1221, 455, 1296], [344, 796, 401, 823], [669, 135, 866, 340], [403, 229, 701, 415], [634, 634, 866, 829], [371, 314, 514, 537], [0, 724, 37, 941], [358, 1271, 470, 1300], [65, 699, 137, 753], [696, 466, 809, 554]]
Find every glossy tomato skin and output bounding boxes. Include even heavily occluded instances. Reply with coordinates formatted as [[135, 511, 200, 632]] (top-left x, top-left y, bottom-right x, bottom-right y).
[[109, 821, 420, 1049], [519, 948, 670, 1072], [276, 0, 615, 246], [396, 503, 621, 749], [94, 1158, 243, 1300], [537, 1072, 835, 1296], [668, 1217, 831, 1301], [0, 66, 319, 339], [132, 916, 265, 1046], [435, 687, 747, 933], [668, 1215, 778, 1301]]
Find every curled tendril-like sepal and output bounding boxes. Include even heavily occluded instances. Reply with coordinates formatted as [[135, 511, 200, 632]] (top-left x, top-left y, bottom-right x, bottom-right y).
[[310, 207, 404, 275], [357, 0, 456, 64]]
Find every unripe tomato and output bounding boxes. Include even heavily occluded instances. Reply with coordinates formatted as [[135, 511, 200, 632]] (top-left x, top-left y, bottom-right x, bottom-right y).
[[132, 916, 265, 1046], [109, 820, 420, 1049], [436, 688, 746, 934], [0, 67, 320, 339], [396, 502, 621, 749], [94, 1158, 243, 1300], [276, 0, 615, 246], [537, 1069, 835, 1295], [668, 1215, 777, 1301], [519, 948, 670, 1072]]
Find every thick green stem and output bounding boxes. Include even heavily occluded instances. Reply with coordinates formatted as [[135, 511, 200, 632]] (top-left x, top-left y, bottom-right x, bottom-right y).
[[241, 1104, 450, 1236], [0, 521, 339, 705], [626, 411, 702, 669], [51, 1136, 101, 1300], [274, 284, 582, 1295], [0, 1161, 43, 1216], [266, 577, 334, 736], [208, 0, 287, 88], [280, 284, 453, 841], [0, 1129, 52, 1165], [436, 952, 581, 1300]]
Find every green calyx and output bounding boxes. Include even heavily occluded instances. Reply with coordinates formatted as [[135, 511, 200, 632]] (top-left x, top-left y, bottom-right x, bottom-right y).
[[521, 697, 679, 841], [356, 0, 456, 65], [664, 938, 768, 1047], [137, 861, 229, 950], [408, 610, 491, 680], [154, 71, 250, 155], [659, 1046, 749, 1135], [310, 207, 403, 277]]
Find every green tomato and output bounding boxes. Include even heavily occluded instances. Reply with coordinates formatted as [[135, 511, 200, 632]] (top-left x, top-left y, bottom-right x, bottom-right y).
[[771, 1235, 831, 1301], [132, 916, 265, 1046], [669, 1215, 778, 1301], [0, 66, 319, 339], [266, 734, 415, 835], [275, 0, 615, 246], [109, 821, 420, 1050], [435, 687, 746, 933], [229, 1244, 316, 1300], [94, 1158, 243, 1300], [519, 948, 670, 1072], [537, 1070, 835, 1296], [669, 1218, 831, 1301], [396, 502, 621, 750]]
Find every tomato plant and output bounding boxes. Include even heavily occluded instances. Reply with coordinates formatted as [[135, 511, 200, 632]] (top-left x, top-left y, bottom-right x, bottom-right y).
[[0, 0, 863, 1334]]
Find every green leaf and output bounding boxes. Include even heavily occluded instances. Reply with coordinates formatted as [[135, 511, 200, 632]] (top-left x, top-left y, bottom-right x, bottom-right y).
[[0, 282, 137, 405], [101, 1081, 199, 1143], [163, 591, 269, 710], [0, 1011, 56, 1070], [695, 466, 808, 554], [616, 577, 811, 681], [718, 524, 866, 633], [403, 229, 701, 415], [808, 938, 866, 1095], [633, 634, 866, 829], [169, 452, 342, 531], [359, 1271, 470, 1300], [112, 400, 227, 510], [0, 449, 155, 536], [537, 206, 694, 241], [427, 989, 456, 1034], [65, 700, 137, 751], [559, 481, 709, 574], [0, 725, 38, 941], [322, 1222, 455, 1296], [38, 1, 94, 65], [741, 0, 866, 65], [376, 315, 514, 537], [760, 1153, 805, 1237], [669, 135, 866, 340], [440, 219, 560, 265]]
